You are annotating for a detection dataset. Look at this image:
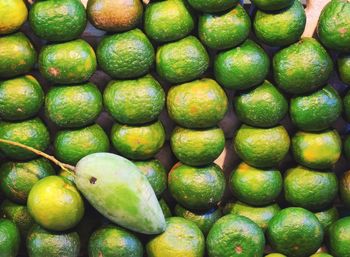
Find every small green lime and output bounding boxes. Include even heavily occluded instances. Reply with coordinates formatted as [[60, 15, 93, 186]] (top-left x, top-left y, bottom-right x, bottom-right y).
[[338, 54, 350, 85], [214, 39, 270, 90], [0, 118, 50, 161], [88, 225, 143, 257], [0, 219, 20, 257], [284, 166, 339, 211], [29, 0, 87, 42], [199, 4, 251, 50], [45, 82, 102, 128], [144, 0, 194, 43], [265, 254, 287, 257], [111, 120, 165, 160], [146, 217, 205, 257], [134, 159, 167, 198], [175, 204, 222, 235], [187, 0, 239, 13], [156, 36, 209, 84], [328, 217, 350, 257], [267, 207, 324, 257], [0, 0, 27, 35], [229, 162, 283, 206], [0, 158, 55, 204], [28, 176, 84, 231], [97, 29, 154, 79], [233, 80, 288, 127], [207, 214, 265, 257], [292, 130, 341, 169], [170, 126, 225, 166], [310, 253, 333, 257], [159, 198, 172, 218], [168, 163, 225, 211], [54, 124, 110, 165], [0, 75, 44, 121], [251, 0, 293, 11], [104, 74, 165, 125], [314, 206, 339, 232], [343, 87, 350, 122], [253, 0, 306, 46], [233, 124, 290, 168], [167, 78, 228, 128], [340, 170, 350, 208], [290, 85, 342, 131]]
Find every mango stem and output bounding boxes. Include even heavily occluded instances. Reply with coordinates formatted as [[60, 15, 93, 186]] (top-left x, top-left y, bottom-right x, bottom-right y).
[[0, 139, 76, 173]]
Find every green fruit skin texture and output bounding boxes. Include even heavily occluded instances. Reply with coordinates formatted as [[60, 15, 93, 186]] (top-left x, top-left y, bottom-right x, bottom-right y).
[[340, 170, 350, 208], [104, 74, 165, 125], [230, 162, 283, 206], [26, 224, 80, 257], [234, 124, 290, 168], [328, 217, 350, 257], [0, 219, 20, 257], [97, 29, 154, 79], [156, 36, 209, 84], [199, 4, 251, 50], [343, 87, 350, 122], [345, 135, 350, 160], [167, 78, 228, 128], [174, 205, 222, 235], [170, 126, 225, 166], [207, 214, 265, 257], [88, 225, 143, 257], [159, 198, 172, 218], [0, 158, 55, 204], [273, 38, 333, 94], [134, 159, 167, 198], [0, 200, 35, 239], [215, 39, 270, 90], [0, 75, 44, 121], [39, 39, 96, 84], [144, 0, 194, 43], [54, 124, 109, 165], [292, 130, 341, 170], [338, 54, 350, 85], [168, 163, 226, 211], [284, 166, 339, 211], [29, 0, 87, 42], [0, 32, 37, 79], [267, 207, 324, 257], [27, 176, 84, 231], [75, 153, 166, 234], [146, 217, 205, 257], [227, 201, 280, 232], [0, 118, 50, 161], [45, 82, 102, 128], [314, 206, 339, 232], [234, 80, 288, 128], [265, 254, 287, 257], [0, 0, 28, 35], [187, 0, 239, 13], [251, 0, 294, 11], [318, 0, 350, 53], [254, 0, 306, 47], [290, 85, 342, 132], [111, 121, 165, 160]]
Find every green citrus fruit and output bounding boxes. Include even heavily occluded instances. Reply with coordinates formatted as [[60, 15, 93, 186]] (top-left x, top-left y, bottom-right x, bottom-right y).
[[233, 80, 288, 127], [111, 120, 165, 160], [45, 82, 102, 128], [0, 219, 20, 257], [198, 4, 251, 50], [156, 36, 209, 84], [292, 130, 341, 169], [170, 126, 225, 166], [54, 124, 110, 165], [146, 217, 205, 257], [0, 0, 27, 35], [314, 206, 339, 232], [0, 75, 44, 121], [251, 0, 294, 11], [187, 0, 239, 13], [0, 158, 55, 204], [229, 162, 283, 206], [104, 74, 165, 125], [267, 207, 324, 257], [338, 54, 350, 85], [168, 163, 226, 210], [340, 170, 350, 208], [343, 87, 350, 122], [207, 214, 265, 257], [159, 198, 172, 218], [97, 29, 154, 79], [328, 217, 350, 257], [233, 124, 290, 168], [167, 78, 228, 128], [214, 39, 270, 90], [0, 118, 50, 161]]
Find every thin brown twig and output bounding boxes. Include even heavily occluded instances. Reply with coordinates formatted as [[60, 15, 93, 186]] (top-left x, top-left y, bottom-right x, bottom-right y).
[[0, 139, 76, 174]]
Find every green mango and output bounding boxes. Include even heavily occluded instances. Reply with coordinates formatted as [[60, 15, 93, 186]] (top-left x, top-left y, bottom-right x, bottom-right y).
[[75, 152, 166, 234]]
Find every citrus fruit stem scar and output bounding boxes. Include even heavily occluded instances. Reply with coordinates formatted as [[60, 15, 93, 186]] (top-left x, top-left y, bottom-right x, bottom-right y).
[[0, 138, 76, 173]]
